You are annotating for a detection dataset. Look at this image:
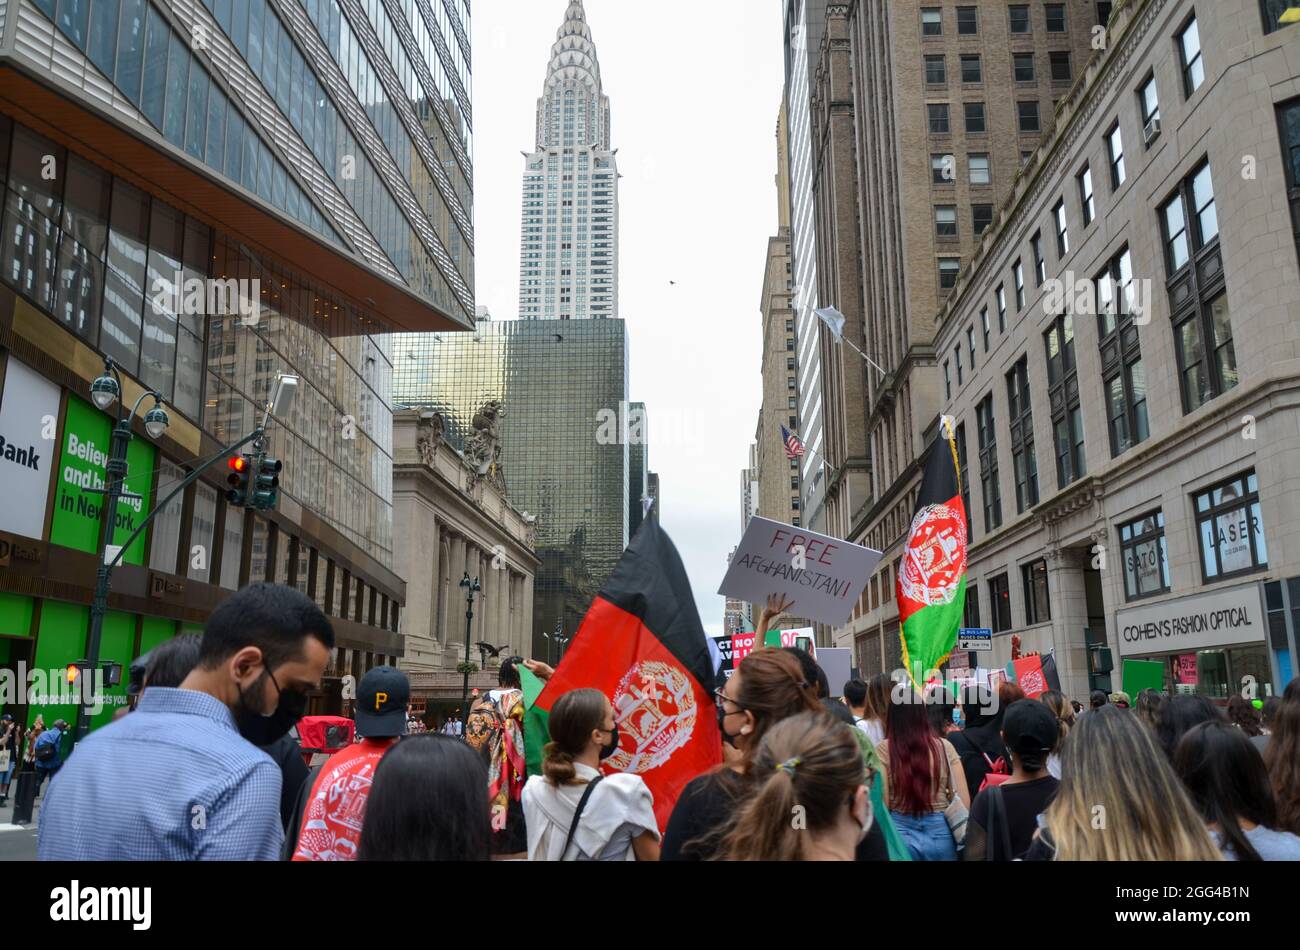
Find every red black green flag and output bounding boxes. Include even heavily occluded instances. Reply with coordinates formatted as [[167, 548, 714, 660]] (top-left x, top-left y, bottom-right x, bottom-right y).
[[896, 418, 968, 687], [524, 519, 722, 829]]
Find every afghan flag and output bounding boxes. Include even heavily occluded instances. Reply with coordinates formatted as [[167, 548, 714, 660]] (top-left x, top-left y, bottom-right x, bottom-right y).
[[524, 518, 722, 829], [896, 418, 968, 688]]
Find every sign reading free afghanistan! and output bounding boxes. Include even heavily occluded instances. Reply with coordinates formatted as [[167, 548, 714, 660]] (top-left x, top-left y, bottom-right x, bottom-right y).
[[0, 357, 61, 540], [49, 395, 156, 566], [718, 517, 882, 627]]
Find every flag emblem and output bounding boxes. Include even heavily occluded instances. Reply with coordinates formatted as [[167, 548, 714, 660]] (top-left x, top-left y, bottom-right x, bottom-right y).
[[607, 660, 699, 774], [781, 425, 806, 461], [898, 503, 967, 608]]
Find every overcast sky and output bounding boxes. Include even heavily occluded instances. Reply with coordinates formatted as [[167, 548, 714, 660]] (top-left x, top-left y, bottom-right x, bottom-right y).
[[472, 0, 786, 636]]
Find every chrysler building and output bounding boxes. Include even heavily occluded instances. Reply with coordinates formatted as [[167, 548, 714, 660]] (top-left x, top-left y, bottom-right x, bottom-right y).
[[519, 1, 620, 319]]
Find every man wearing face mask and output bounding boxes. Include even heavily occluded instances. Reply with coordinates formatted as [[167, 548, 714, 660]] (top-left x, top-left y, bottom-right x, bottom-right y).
[[37, 583, 333, 861]]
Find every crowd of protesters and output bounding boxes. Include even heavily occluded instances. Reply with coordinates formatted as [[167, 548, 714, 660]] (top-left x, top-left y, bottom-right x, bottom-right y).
[[26, 583, 1300, 862]]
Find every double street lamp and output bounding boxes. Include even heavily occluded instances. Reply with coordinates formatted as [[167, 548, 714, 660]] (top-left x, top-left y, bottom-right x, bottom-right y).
[[75, 360, 299, 745], [459, 571, 481, 736]]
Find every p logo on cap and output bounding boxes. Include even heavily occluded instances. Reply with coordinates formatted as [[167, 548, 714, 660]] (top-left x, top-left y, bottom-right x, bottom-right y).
[[375, 691, 388, 711]]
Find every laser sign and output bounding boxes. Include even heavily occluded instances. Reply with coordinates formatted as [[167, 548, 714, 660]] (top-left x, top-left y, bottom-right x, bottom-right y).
[[718, 517, 883, 627]]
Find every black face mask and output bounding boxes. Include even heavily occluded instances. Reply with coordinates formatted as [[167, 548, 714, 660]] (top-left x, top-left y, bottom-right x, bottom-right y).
[[599, 724, 620, 760], [716, 703, 743, 749], [235, 668, 309, 746]]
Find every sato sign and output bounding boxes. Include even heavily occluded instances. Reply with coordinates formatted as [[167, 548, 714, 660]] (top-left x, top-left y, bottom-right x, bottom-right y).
[[718, 517, 882, 627], [958, 628, 992, 652]]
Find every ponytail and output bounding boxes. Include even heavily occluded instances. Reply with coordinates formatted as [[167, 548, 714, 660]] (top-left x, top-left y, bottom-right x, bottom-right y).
[[720, 767, 802, 861]]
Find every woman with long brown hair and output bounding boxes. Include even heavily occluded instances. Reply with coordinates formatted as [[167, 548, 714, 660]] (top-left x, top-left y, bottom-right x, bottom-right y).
[[1266, 679, 1300, 836], [1025, 705, 1222, 860], [1039, 690, 1075, 779], [660, 647, 821, 860], [716, 712, 871, 861]]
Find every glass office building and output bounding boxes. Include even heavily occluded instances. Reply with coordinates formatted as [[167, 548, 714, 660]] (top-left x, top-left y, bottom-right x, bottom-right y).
[[0, 0, 471, 730], [395, 320, 629, 651]]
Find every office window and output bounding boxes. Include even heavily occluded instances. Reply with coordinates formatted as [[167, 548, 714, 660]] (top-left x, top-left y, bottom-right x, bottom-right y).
[[955, 346, 964, 385], [936, 205, 958, 237], [925, 55, 947, 85], [1014, 52, 1036, 83], [977, 394, 1002, 532], [1054, 200, 1070, 256], [1120, 512, 1170, 601], [973, 204, 994, 235], [957, 6, 978, 34], [981, 307, 991, 350], [961, 54, 983, 83], [1050, 51, 1072, 82], [1262, 0, 1300, 34], [929, 103, 951, 134], [1013, 260, 1026, 309], [933, 153, 954, 184], [1023, 560, 1051, 624], [1079, 166, 1095, 226], [1139, 74, 1161, 136], [1103, 125, 1125, 193], [939, 258, 961, 289], [1179, 15, 1205, 96], [1009, 5, 1030, 34], [970, 153, 991, 185], [1195, 472, 1268, 581], [944, 360, 953, 400], [1018, 101, 1041, 133], [967, 326, 977, 372], [989, 574, 1012, 632], [957, 422, 972, 534], [1045, 315, 1086, 487], [1096, 246, 1149, 457], [996, 284, 1007, 331], [1046, 4, 1067, 32], [922, 7, 942, 36], [965, 102, 987, 134], [1031, 232, 1046, 286], [964, 582, 981, 629], [1007, 357, 1040, 513], [53, 155, 110, 343]]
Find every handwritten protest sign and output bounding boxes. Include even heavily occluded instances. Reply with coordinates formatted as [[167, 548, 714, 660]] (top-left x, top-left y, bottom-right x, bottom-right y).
[[718, 517, 882, 627]]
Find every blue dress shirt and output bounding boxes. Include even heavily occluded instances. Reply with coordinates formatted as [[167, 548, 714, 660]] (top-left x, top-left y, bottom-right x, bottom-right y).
[[37, 687, 284, 861]]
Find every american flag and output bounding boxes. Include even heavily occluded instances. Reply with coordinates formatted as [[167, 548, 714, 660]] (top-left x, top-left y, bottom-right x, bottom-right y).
[[781, 425, 806, 461]]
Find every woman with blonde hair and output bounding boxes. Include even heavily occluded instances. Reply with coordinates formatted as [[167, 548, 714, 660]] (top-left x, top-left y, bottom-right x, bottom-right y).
[[1039, 690, 1075, 780], [717, 712, 871, 861], [1024, 706, 1222, 861]]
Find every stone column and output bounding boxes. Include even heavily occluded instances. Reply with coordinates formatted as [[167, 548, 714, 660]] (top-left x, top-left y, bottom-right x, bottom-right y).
[[509, 572, 523, 657], [522, 573, 535, 660], [446, 534, 467, 665], [1045, 546, 1091, 701], [496, 565, 510, 656], [435, 529, 450, 647], [426, 514, 441, 657]]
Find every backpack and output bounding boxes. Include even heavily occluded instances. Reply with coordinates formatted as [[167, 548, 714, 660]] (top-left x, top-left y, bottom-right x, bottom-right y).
[[34, 729, 60, 762]]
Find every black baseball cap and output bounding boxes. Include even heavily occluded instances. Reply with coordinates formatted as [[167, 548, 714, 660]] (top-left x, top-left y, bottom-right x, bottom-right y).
[[1002, 699, 1059, 757], [355, 666, 410, 738]]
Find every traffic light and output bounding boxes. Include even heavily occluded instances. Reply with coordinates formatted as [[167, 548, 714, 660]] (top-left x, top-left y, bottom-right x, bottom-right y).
[[226, 455, 252, 507], [66, 660, 91, 686], [253, 456, 282, 511]]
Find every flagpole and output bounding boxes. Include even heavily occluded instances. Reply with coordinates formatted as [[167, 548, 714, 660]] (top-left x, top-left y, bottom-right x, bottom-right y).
[[839, 334, 890, 381]]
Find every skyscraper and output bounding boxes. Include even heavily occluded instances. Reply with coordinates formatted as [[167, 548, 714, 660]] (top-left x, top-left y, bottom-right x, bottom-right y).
[[519, 0, 620, 320]]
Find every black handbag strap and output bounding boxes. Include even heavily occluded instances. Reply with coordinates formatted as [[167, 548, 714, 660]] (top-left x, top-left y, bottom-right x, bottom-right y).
[[561, 776, 604, 861], [987, 784, 1014, 861]]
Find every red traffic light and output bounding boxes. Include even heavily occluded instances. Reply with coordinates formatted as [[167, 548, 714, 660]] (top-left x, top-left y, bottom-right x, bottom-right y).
[[228, 456, 248, 473]]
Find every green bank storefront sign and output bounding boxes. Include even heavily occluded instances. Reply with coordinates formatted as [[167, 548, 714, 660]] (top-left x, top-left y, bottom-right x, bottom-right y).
[[49, 396, 156, 565]]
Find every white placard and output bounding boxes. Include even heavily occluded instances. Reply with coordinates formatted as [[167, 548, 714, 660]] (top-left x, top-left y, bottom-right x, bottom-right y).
[[817, 648, 853, 698], [0, 358, 60, 540], [717, 516, 882, 627], [1114, 583, 1267, 657]]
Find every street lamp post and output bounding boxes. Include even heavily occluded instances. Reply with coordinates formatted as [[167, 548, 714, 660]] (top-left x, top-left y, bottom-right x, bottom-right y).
[[459, 571, 481, 735]]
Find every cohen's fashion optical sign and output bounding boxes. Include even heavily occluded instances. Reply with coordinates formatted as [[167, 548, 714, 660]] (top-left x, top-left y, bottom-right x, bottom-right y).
[[1115, 583, 1267, 656]]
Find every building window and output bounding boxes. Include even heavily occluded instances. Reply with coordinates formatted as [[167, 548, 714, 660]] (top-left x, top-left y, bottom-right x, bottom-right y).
[[939, 258, 961, 289], [955, 345, 964, 385], [989, 574, 1012, 632], [961, 54, 983, 83], [1013, 259, 1026, 309], [1022, 560, 1051, 624], [973, 204, 994, 235], [976, 394, 1002, 532], [1009, 5, 1031, 34], [970, 153, 991, 185], [964, 581, 981, 629], [1045, 315, 1086, 488], [1120, 512, 1170, 601], [925, 55, 947, 85], [981, 307, 991, 350], [1279, 98, 1300, 266], [1096, 246, 1149, 457], [1047, 3, 1068, 31], [1178, 15, 1205, 96], [1031, 232, 1046, 286], [1006, 357, 1039, 513], [1262, 0, 1300, 34], [932, 154, 954, 184], [1078, 165, 1095, 226], [929, 103, 951, 134], [964, 102, 987, 134], [1161, 161, 1233, 413], [944, 360, 953, 400], [922, 7, 943, 36], [1054, 200, 1070, 256], [1014, 52, 1036, 83], [996, 284, 1007, 331], [1107, 123, 1126, 189], [1195, 472, 1268, 581], [957, 422, 972, 534], [968, 326, 978, 371], [1050, 51, 1072, 82], [957, 6, 979, 34], [936, 205, 958, 237], [1018, 101, 1041, 133]]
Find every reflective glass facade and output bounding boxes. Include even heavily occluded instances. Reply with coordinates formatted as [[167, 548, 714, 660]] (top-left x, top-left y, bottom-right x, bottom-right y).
[[394, 321, 629, 645]]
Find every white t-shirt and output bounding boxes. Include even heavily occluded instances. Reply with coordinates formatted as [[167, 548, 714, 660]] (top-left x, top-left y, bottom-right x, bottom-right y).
[[523, 763, 659, 861], [854, 717, 885, 748]]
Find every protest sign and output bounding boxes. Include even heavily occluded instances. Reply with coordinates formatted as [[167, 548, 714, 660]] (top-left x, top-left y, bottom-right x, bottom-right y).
[[816, 648, 852, 698]]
